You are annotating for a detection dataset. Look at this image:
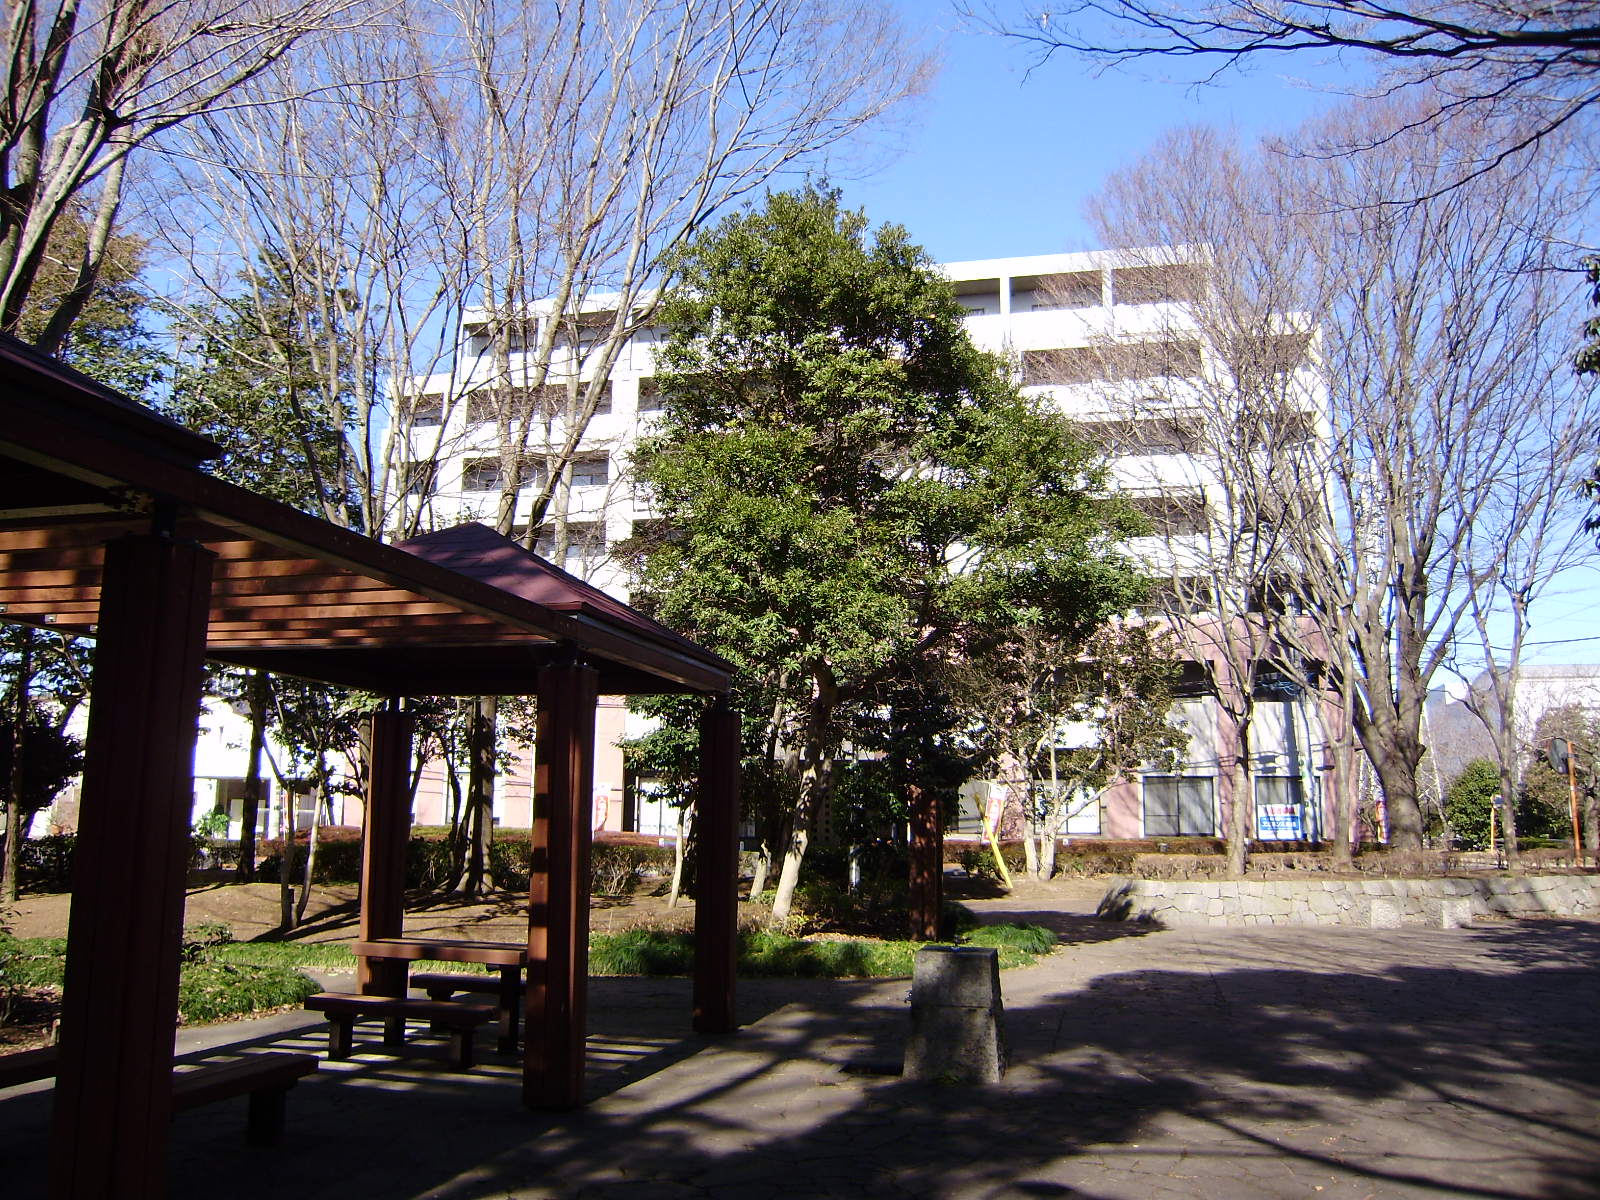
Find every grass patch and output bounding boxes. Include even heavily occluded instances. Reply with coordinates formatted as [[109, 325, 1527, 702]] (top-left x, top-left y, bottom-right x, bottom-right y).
[[588, 921, 1056, 978], [4, 938, 66, 988], [211, 941, 356, 972], [177, 962, 320, 1024]]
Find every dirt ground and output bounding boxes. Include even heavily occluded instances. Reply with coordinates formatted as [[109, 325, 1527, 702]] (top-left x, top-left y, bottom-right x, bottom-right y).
[[1, 874, 1107, 1051], [5, 879, 721, 944]]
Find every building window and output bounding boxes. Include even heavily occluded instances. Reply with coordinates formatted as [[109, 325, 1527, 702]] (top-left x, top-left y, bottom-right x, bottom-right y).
[[1142, 775, 1215, 837], [1075, 415, 1201, 455], [1128, 491, 1208, 537], [534, 522, 607, 573], [1031, 270, 1103, 309], [1022, 341, 1202, 387], [1254, 776, 1306, 840], [1112, 264, 1204, 305], [398, 460, 437, 498], [465, 381, 612, 425], [570, 454, 610, 488], [637, 379, 666, 412], [407, 395, 444, 427], [462, 457, 540, 493], [1134, 582, 1215, 619]]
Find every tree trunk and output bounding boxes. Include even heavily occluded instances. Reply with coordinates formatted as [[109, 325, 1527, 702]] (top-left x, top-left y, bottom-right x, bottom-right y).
[[769, 684, 836, 926], [1, 631, 31, 903], [667, 802, 694, 908], [907, 782, 942, 940], [278, 786, 296, 932], [295, 756, 329, 924], [1225, 717, 1253, 878], [237, 670, 269, 883], [463, 696, 497, 898], [1021, 784, 1043, 880], [1353, 686, 1428, 850], [1328, 734, 1360, 869], [748, 842, 772, 898], [769, 799, 812, 927]]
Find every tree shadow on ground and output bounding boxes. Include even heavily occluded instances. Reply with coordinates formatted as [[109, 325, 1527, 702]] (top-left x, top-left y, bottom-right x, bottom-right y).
[[7, 924, 1597, 1200], [420, 924, 1600, 1200], [981, 906, 1159, 946]]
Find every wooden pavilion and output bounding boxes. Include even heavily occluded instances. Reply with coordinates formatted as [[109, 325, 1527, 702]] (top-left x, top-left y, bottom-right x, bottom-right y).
[[0, 334, 741, 1198]]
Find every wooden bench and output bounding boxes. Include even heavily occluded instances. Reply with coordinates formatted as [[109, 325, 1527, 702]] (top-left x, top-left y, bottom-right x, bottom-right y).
[[0, 1045, 58, 1089], [0, 1046, 317, 1145], [172, 1052, 320, 1146], [304, 992, 498, 1069], [409, 970, 524, 1049]]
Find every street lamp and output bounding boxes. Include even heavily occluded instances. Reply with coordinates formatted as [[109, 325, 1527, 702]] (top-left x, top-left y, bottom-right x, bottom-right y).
[[1544, 737, 1585, 867]]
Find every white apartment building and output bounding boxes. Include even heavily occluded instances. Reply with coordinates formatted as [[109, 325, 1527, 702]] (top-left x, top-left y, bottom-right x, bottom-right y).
[[399, 250, 1337, 845]]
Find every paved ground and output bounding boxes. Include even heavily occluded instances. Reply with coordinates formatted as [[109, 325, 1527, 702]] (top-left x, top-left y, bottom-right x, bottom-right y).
[[4, 884, 1598, 1199]]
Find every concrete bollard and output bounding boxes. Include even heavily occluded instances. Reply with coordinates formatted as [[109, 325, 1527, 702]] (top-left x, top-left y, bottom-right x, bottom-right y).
[[903, 946, 1005, 1084], [1439, 898, 1474, 929]]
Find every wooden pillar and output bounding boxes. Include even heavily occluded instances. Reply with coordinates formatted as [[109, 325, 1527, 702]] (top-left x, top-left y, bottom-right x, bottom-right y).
[[908, 784, 943, 941], [359, 703, 414, 995], [524, 655, 598, 1109], [48, 533, 213, 1200], [694, 694, 740, 1033]]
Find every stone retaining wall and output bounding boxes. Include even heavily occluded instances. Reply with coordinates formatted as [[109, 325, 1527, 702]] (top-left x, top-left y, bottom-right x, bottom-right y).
[[1096, 874, 1600, 928]]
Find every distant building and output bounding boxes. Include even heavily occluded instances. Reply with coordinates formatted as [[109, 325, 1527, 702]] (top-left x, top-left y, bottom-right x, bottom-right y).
[[388, 249, 1347, 847]]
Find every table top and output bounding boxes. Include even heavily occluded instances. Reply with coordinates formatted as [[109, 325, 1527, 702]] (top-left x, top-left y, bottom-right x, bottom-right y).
[[351, 937, 527, 967]]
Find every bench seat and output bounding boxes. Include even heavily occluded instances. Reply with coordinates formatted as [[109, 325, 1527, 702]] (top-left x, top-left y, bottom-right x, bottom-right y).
[[408, 970, 523, 1053], [172, 1052, 319, 1145], [0, 1046, 58, 1089], [304, 992, 497, 1069], [0, 1046, 316, 1145]]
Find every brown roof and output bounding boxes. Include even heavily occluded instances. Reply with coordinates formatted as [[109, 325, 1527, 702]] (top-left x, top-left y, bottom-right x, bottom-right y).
[[0, 337, 731, 697]]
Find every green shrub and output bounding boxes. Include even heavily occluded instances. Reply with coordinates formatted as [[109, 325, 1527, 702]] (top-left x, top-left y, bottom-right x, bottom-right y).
[[181, 921, 235, 963], [5, 938, 67, 988], [19, 833, 75, 890], [590, 843, 644, 897], [257, 828, 366, 885], [489, 836, 532, 891], [211, 941, 357, 972], [956, 843, 1027, 880], [590, 930, 695, 975], [964, 922, 1056, 957], [177, 961, 320, 1024]]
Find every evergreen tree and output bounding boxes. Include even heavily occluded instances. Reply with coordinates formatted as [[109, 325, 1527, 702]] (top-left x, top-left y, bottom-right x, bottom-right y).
[[631, 186, 1147, 922]]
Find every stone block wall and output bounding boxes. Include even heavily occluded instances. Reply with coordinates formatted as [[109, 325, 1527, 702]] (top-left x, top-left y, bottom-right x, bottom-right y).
[[1096, 875, 1600, 928]]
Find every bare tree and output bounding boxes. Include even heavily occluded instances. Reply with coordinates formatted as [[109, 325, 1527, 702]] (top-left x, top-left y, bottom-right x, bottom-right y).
[[1, 0, 364, 352], [1448, 393, 1593, 868], [416, 0, 933, 559], [162, 12, 475, 536], [966, 0, 1600, 196], [955, 621, 1186, 879], [1084, 98, 1597, 852]]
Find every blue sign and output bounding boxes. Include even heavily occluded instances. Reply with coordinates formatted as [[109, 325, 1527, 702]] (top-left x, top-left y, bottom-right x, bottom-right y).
[[1257, 802, 1304, 840]]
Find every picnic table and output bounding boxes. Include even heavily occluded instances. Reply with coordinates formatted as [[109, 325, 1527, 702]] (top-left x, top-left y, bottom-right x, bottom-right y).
[[352, 937, 526, 1052]]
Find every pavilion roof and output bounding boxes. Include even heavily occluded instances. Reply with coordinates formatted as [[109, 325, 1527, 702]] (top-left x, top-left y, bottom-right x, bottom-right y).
[[0, 334, 731, 697]]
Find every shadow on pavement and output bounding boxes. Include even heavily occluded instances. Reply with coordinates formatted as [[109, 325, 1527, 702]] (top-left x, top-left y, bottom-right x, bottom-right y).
[[5, 922, 1597, 1200]]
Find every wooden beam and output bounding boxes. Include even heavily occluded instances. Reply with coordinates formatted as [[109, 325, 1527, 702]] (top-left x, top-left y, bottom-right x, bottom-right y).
[[694, 695, 740, 1034], [524, 658, 598, 1110], [48, 534, 214, 1200]]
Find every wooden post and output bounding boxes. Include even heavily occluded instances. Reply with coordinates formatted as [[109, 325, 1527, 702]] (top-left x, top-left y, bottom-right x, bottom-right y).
[[524, 655, 598, 1109], [694, 694, 740, 1033], [359, 703, 414, 995], [908, 783, 943, 941], [48, 533, 213, 1200]]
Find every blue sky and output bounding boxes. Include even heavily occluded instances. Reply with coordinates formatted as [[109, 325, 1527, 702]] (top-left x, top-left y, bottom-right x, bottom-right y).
[[828, 9, 1600, 670], [832, 7, 1363, 261]]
